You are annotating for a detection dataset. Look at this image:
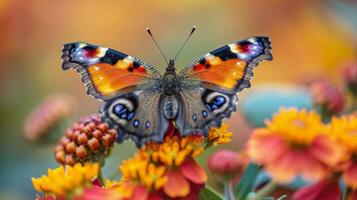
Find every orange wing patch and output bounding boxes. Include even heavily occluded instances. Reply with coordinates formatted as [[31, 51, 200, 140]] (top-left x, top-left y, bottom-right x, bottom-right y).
[[87, 61, 148, 96], [192, 55, 247, 91]]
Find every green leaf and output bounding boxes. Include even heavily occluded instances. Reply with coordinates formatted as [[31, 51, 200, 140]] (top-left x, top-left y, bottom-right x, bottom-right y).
[[199, 187, 224, 200], [235, 162, 261, 200]]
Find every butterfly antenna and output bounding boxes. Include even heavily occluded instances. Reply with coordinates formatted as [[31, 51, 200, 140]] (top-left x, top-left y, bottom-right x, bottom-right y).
[[146, 28, 169, 65], [173, 26, 196, 61]]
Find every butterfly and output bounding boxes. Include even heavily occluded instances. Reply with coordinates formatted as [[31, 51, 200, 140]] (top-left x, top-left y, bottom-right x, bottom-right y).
[[61, 29, 272, 147]]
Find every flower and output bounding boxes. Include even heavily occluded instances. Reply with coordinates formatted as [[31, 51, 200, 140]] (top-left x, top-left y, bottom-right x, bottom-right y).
[[75, 180, 136, 200], [206, 123, 233, 146], [309, 80, 346, 115], [330, 115, 357, 154], [341, 62, 357, 95], [34, 122, 230, 199], [54, 114, 117, 166], [246, 108, 344, 182], [32, 163, 99, 197], [208, 150, 244, 181], [115, 125, 212, 199], [24, 94, 74, 141], [292, 177, 341, 200], [330, 115, 357, 190]]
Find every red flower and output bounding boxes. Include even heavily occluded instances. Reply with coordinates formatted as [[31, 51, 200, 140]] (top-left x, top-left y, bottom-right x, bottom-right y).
[[292, 177, 340, 200]]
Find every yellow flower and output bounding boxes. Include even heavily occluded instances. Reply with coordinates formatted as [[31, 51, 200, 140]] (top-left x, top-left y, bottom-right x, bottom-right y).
[[330, 115, 357, 154], [266, 108, 327, 145], [141, 142, 161, 163], [139, 163, 168, 190], [114, 126, 214, 199], [119, 154, 148, 180], [246, 108, 344, 182], [207, 123, 233, 146], [180, 135, 205, 157], [159, 136, 189, 166], [329, 115, 357, 190], [32, 163, 99, 196]]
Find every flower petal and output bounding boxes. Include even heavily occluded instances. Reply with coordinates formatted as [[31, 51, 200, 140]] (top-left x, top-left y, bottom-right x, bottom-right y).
[[163, 169, 190, 198], [131, 185, 149, 200], [180, 159, 207, 184], [343, 162, 357, 189], [246, 129, 287, 164], [266, 149, 326, 182], [349, 189, 357, 200], [309, 135, 344, 166], [292, 178, 340, 200], [147, 193, 163, 200]]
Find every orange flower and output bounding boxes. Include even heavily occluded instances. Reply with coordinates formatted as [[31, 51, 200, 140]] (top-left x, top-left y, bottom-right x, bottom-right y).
[[330, 115, 357, 190], [206, 123, 233, 146], [54, 114, 117, 166], [164, 159, 207, 198], [116, 125, 211, 199], [246, 108, 344, 182]]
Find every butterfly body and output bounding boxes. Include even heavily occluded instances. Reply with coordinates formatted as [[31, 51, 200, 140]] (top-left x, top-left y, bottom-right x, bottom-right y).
[[62, 37, 272, 146]]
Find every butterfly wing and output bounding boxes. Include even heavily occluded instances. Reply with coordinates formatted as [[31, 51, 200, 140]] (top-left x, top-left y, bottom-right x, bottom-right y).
[[62, 42, 161, 101], [100, 88, 169, 147], [176, 87, 238, 135], [62, 42, 168, 146], [176, 37, 272, 135]]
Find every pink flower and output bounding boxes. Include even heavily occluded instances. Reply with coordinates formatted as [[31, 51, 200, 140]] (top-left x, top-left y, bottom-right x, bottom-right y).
[[342, 62, 357, 97], [24, 94, 74, 141], [309, 80, 346, 115], [208, 150, 244, 181]]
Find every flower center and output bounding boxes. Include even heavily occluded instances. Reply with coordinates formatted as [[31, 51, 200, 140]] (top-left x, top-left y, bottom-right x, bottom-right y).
[[293, 120, 306, 128]]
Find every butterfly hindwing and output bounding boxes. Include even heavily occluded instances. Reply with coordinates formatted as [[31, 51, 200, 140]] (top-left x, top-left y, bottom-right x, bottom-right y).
[[176, 87, 237, 136], [100, 89, 169, 146], [61, 42, 161, 100], [176, 37, 272, 135]]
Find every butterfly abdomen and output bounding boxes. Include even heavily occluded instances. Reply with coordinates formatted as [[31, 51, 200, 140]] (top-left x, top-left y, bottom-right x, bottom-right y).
[[162, 96, 178, 119]]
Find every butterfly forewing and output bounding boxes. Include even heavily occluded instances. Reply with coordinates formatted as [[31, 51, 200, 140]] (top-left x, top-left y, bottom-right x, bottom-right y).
[[61, 42, 162, 100]]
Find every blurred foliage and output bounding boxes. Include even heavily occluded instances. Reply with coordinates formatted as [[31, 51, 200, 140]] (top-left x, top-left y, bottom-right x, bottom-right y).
[[0, 0, 357, 199]]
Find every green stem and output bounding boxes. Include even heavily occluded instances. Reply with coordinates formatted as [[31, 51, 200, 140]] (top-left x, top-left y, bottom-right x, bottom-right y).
[[251, 181, 278, 200], [98, 168, 104, 185], [204, 141, 213, 149], [235, 163, 261, 200]]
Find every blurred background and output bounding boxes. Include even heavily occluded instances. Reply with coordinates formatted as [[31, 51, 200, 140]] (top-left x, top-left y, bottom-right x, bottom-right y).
[[0, 0, 357, 199]]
